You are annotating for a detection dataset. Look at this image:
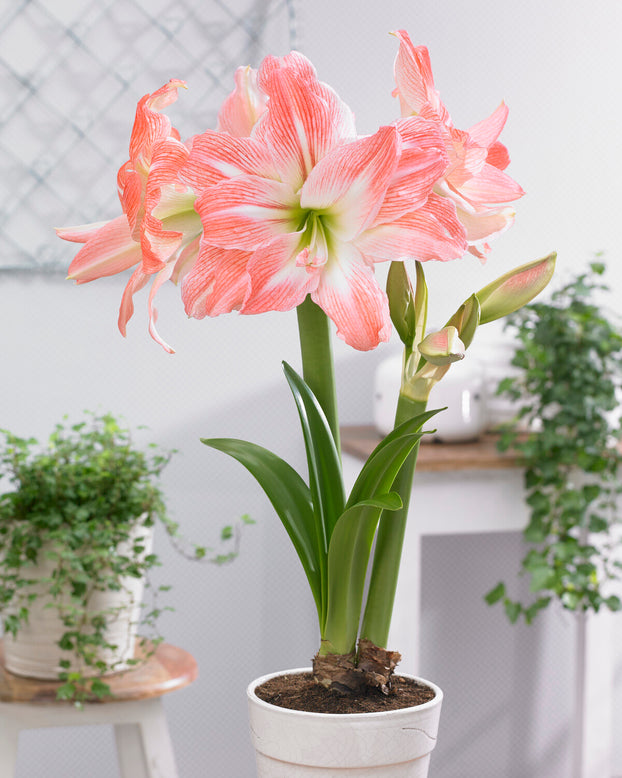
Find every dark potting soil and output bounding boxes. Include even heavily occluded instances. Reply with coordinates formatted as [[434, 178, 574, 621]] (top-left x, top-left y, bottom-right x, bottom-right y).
[[254, 672, 435, 714]]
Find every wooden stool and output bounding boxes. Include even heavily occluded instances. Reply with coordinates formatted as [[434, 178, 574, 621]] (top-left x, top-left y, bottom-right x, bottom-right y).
[[0, 639, 198, 778]]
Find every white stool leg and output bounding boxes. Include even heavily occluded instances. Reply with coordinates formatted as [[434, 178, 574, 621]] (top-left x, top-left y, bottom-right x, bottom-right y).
[[0, 709, 20, 778], [114, 698, 178, 778]]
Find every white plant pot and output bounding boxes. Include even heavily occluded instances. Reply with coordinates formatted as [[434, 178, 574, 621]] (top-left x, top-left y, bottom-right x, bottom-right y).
[[247, 668, 443, 777], [3, 521, 153, 680]]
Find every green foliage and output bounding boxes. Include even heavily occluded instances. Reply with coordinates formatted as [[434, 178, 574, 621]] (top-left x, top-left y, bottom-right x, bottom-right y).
[[0, 412, 245, 704], [203, 363, 437, 657], [486, 261, 622, 622]]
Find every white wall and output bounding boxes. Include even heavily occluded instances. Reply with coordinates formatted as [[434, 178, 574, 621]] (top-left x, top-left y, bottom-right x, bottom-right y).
[[2, 1, 622, 776]]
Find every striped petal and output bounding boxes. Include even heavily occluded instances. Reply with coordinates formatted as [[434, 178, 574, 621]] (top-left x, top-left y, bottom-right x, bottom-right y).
[[128, 80, 186, 172], [182, 131, 276, 190], [217, 66, 268, 138], [486, 141, 510, 171], [146, 263, 176, 354], [458, 163, 525, 206], [300, 126, 400, 241], [311, 243, 391, 351], [56, 220, 111, 243], [456, 205, 516, 244], [356, 194, 467, 263], [242, 233, 319, 314], [118, 266, 151, 335], [255, 53, 355, 190], [64, 216, 142, 283], [182, 244, 252, 318], [467, 102, 509, 151], [138, 138, 192, 272], [371, 116, 448, 225], [195, 177, 298, 250], [117, 264, 176, 353], [392, 30, 450, 124]]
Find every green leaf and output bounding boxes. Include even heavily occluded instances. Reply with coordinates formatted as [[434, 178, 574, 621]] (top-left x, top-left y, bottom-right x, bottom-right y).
[[347, 408, 442, 509], [89, 678, 111, 699], [524, 596, 552, 624], [282, 362, 346, 547], [56, 682, 77, 701], [529, 565, 557, 592], [201, 437, 322, 617], [561, 591, 581, 610], [323, 500, 396, 655], [321, 411, 440, 654], [282, 361, 347, 628], [504, 600, 522, 623], [355, 492, 403, 511], [484, 582, 506, 605]]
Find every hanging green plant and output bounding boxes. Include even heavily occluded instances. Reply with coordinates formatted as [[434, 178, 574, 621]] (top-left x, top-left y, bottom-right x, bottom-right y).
[[485, 260, 622, 623], [0, 411, 250, 704]]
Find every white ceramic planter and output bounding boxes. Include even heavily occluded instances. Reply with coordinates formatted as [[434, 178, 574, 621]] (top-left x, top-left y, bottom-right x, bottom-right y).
[[374, 354, 487, 442], [3, 522, 153, 679], [247, 668, 443, 777]]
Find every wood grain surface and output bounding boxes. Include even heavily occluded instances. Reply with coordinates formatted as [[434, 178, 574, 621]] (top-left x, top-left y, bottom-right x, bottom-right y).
[[0, 640, 198, 704]]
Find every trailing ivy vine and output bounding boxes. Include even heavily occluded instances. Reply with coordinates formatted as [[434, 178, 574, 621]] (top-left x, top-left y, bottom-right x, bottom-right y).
[[0, 412, 250, 704], [485, 261, 622, 623]]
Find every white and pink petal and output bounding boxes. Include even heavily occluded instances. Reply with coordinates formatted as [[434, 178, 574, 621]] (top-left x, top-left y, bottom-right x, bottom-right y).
[[255, 55, 355, 189], [311, 243, 391, 351], [392, 30, 450, 124], [300, 126, 400, 241], [182, 244, 251, 318], [356, 194, 467, 264], [242, 233, 319, 314], [64, 215, 142, 283], [182, 131, 276, 190], [456, 204, 516, 244], [457, 163, 525, 206], [217, 66, 268, 138], [371, 117, 448, 225], [467, 102, 509, 151], [195, 177, 299, 251]]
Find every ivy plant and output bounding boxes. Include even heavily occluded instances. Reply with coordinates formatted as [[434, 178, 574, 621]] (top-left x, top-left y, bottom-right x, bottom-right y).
[[485, 261, 622, 623], [0, 412, 248, 704]]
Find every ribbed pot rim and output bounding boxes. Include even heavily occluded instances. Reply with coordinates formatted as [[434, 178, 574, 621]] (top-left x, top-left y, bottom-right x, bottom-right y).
[[247, 667, 443, 719]]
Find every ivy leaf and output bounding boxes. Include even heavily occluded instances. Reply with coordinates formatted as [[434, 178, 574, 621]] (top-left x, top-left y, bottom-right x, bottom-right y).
[[504, 600, 522, 623]]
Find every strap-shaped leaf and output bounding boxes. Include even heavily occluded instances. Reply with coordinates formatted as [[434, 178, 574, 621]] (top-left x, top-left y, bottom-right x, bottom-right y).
[[322, 428, 432, 655], [283, 362, 346, 629], [283, 362, 346, 546], [322, 501, 388, 655], [201, 437, 322, 616], [346, 409, 441, 509]]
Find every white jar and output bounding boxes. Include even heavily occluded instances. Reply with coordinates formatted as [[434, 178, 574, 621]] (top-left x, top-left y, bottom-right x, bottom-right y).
[[374, 355, 487, 442]]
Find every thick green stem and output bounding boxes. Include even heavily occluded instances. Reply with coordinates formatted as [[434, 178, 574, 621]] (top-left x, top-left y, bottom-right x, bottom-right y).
[[296, 296, 341, 457], [360, 391, 427, 648]]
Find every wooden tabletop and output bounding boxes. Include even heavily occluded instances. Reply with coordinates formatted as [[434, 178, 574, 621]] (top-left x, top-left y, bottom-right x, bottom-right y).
[[341, 425, 523, 472], [0, 640, 198, 704]]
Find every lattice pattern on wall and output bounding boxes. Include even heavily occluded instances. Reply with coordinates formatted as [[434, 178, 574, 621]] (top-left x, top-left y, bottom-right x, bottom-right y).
[[0, 0, 299, 270]]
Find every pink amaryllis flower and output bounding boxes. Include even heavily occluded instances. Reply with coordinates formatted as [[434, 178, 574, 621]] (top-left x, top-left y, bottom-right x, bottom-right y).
[[181, 52, 467, 351], [58, 80, 202, 353], [392, 30, 524, 260]]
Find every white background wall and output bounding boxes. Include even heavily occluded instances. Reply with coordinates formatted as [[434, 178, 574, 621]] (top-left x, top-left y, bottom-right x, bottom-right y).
[[1, 1, 622, 776]]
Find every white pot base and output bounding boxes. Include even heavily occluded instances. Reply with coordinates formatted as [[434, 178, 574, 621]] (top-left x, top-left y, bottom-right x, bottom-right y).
[[248, 668, 442, 777]]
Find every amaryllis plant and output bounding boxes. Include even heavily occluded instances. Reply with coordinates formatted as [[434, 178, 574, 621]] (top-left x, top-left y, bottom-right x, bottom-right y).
[[59, 30, 555, 694]]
